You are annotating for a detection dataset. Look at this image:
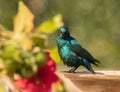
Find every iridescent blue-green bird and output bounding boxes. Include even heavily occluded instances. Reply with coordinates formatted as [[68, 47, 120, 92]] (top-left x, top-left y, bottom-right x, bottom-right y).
[[57, 26, 100, 74]]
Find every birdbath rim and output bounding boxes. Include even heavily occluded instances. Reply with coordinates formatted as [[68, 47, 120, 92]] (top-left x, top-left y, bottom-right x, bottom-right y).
[[64, 70, 120, 80], [63, 70, 120, 92]]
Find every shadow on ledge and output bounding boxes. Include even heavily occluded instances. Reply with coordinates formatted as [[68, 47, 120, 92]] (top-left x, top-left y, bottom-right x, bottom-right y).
[[61, 71, 103, 74]]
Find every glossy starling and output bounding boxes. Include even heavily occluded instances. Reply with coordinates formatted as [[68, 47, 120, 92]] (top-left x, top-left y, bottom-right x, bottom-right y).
[[57, 26, 100, 74]]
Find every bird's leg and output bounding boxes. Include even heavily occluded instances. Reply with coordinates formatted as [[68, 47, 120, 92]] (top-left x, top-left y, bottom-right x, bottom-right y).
[[84, 63, 95, 74], [87, 66, 95, 74], [68, 67, 74, 73], [90, 67, 95, 74], [68, 65, 79, 73], [71, 65, 79, 72]]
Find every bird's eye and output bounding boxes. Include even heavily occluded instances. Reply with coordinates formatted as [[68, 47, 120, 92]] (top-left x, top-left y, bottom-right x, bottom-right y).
[[66, 31, 69, 34]]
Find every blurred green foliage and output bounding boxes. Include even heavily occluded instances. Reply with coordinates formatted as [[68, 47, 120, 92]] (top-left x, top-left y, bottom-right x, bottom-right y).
[[0, 1, 65, 92], [0, 8, 45, 78], [0, 0, 120, 69], [0, 1, 63, 78]]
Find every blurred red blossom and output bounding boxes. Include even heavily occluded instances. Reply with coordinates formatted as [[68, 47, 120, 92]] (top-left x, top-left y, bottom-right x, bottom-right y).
[[14, 52, 59, 92]]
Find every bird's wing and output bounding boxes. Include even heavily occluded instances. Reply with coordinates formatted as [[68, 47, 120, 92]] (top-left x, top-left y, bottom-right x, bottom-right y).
[[70, 39, 93, 60], [69, 38, 100, 65]]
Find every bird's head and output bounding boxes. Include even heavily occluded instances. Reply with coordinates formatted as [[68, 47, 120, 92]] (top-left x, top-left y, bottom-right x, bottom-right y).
[[58, 26, 70, 37]]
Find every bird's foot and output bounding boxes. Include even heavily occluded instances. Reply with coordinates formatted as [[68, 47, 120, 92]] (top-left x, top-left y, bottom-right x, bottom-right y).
[[89, 68, 96, 74], [61, 70, 75, 73], [67, 66, 79, 73], [91, 71, 96, 74], [67, 70, 75, 73]]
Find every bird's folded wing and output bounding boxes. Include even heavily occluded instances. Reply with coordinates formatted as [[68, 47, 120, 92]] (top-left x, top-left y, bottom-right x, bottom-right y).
[[70, 39, 95, 61]]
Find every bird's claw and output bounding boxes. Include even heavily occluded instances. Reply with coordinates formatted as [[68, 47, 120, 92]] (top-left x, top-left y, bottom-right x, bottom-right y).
[[68, 70, 75, 73]]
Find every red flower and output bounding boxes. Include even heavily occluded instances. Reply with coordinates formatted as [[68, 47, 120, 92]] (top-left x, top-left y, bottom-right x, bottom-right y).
[[14, 52, 59, 92]]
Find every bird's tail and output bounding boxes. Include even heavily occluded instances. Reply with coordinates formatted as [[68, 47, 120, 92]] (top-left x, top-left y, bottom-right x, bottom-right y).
[[92, 59, 101, 66]]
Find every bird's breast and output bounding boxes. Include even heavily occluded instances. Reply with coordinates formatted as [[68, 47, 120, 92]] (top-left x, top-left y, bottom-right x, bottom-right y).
[[60, 46, 70, 56], [60, 46, 81, 67]]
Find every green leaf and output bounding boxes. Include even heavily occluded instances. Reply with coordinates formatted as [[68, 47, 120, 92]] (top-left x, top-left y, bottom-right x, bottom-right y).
[[33, 51, 46, 67], [4, 59, 20, 76], [49, 47, 61, 64], [1, 44, 20, 61], [35, 14, 64, 34], [31, 33, 48, 48], [20, 67, 36, 78]]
